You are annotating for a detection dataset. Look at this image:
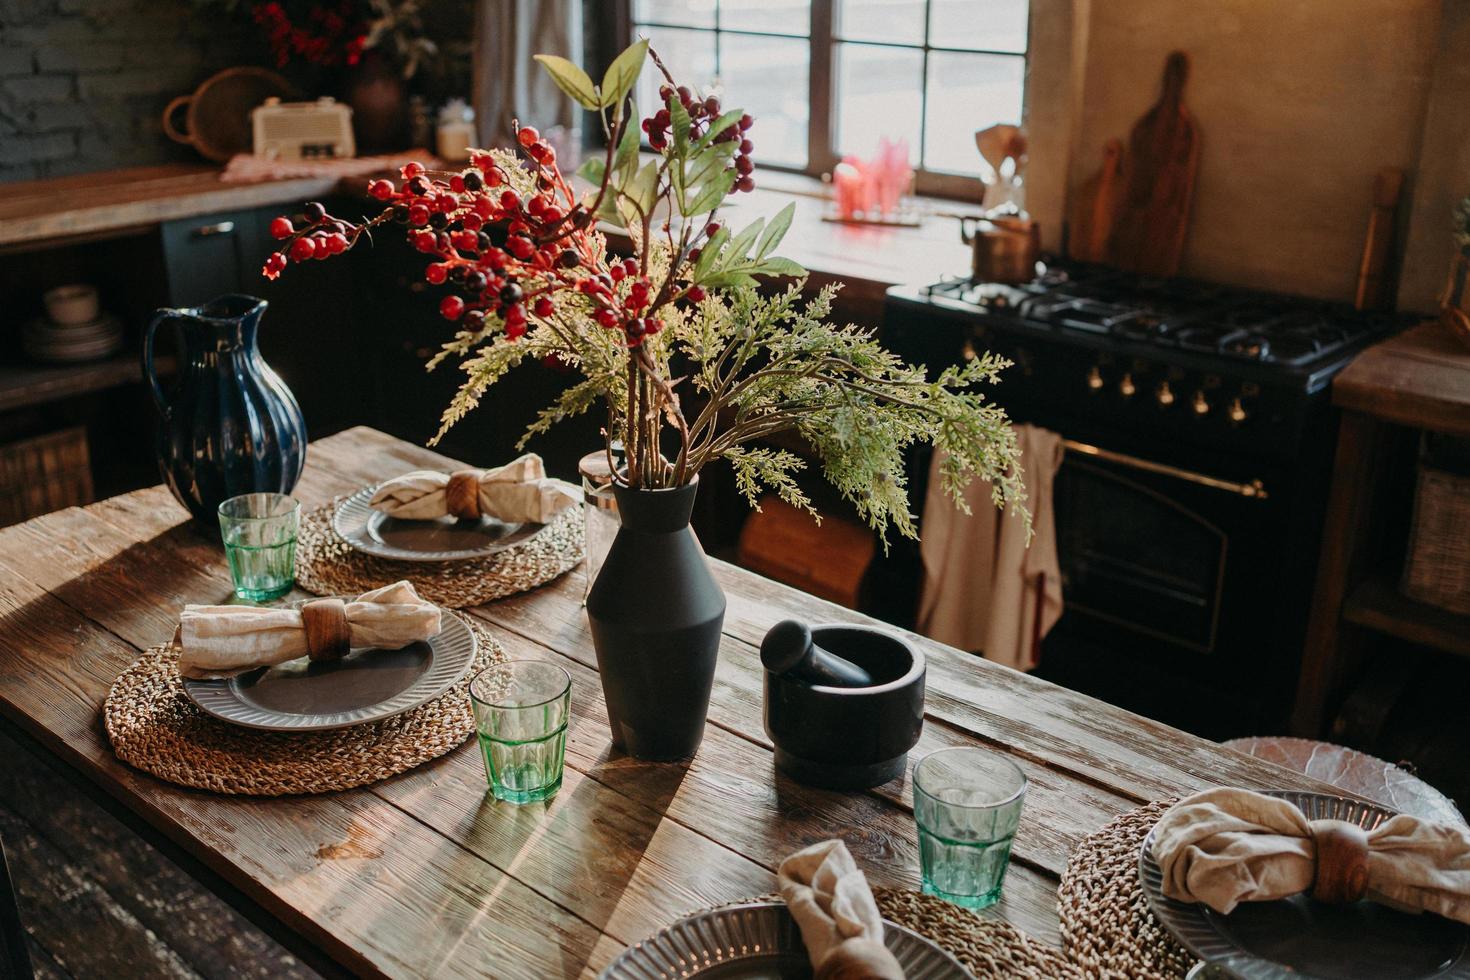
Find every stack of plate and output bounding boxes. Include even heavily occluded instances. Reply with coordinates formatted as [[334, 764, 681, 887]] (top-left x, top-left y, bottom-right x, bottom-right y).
[[24, 313, 124, 363]]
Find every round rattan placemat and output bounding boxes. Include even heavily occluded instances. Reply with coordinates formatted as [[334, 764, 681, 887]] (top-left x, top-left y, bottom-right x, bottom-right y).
[[104, 616, 501, 796], [295, 497, 584, 609], [1057, 798, 1195, 980], [874, 888, 1086, 979], [695, 888, 1085, 979]]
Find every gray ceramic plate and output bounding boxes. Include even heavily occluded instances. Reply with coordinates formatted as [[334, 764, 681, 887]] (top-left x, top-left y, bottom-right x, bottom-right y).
[[332, 485, 546, 562], [598, 902, 968, 979], [181, 606, 476, 731], [1140, 790, 1470, 980]]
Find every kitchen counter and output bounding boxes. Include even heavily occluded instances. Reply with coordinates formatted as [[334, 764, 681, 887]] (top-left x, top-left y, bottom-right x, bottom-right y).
[[0, 164, 342, 250], [1331, 321, 1470, 439], [0, 163, 974, 295]]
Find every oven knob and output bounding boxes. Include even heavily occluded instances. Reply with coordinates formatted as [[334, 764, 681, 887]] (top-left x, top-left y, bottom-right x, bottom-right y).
[[1087, 366, 1104, 391], [1155, 381, 1175, 407], [1118, 373, 1136, 398], [1192, 390, 1210, 416], [1228, 397, 1247, 423]]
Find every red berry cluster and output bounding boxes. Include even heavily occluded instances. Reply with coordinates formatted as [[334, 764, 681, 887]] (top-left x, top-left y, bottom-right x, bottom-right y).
[[250, 1, 366, 70], [261, 200, 351, 277], [642, 86, 756, 193], [262, 124, 686, 349]]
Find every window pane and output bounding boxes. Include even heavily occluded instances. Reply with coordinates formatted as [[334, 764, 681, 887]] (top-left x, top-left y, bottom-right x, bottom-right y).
[[928, 0, 1028, 54], [834, 0, 925, 45], [834, 43, 921, 164], [635, 26, 718, 123], [923, 51, 1024, 175], [719, 34, 809, 167], [633, 0, 716, 28], [721, 0, 810, 37]]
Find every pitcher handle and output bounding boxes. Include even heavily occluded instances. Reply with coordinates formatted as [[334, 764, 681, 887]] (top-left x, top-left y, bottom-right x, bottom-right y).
[[142, 310, 175, 420]]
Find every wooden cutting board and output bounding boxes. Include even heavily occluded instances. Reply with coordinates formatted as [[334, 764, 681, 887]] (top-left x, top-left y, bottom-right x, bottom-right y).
[[1069, 138, 1125, 262], [1106, 51, 1200, 277]]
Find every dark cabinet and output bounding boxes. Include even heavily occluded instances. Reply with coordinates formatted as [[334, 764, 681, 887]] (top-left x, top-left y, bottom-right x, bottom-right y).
[[160, 210, 259, 307]]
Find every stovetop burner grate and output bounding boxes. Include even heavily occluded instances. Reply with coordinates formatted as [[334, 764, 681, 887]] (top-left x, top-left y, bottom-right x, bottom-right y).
[[921, 262, 1407, 369]]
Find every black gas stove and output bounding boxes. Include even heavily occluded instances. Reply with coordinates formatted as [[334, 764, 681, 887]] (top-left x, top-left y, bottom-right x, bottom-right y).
[[881, 261, 1412, 737], [916, 260, 1403, 383]]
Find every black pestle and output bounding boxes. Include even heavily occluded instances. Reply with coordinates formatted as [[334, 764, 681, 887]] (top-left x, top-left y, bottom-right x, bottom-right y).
[[760, 619, 874, 687]]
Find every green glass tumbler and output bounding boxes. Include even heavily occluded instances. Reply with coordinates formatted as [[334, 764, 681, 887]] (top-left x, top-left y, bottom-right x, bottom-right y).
[[913, 746, 1028, 909], [218, 493, 300, 602], [470, 661, 571, 804]]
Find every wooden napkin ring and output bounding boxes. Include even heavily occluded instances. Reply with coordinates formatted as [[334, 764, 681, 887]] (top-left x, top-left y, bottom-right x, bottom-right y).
[[1309, 818, 1370, 904], [445, 470, 482, 520], [301, 598, 351, 662]]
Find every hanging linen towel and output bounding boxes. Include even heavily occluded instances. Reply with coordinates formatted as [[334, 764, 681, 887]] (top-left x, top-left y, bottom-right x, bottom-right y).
[[917, 424, 1064, 670]]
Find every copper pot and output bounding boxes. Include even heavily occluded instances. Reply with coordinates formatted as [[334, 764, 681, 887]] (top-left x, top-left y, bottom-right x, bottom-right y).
[[960, 214, 1040, 284]]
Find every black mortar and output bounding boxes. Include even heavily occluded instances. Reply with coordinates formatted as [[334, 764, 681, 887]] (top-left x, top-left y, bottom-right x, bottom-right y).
[[762, 623, 926, 790]]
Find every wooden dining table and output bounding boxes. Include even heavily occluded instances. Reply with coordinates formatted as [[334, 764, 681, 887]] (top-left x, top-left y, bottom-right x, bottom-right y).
[[0, 426, 1339, 979]]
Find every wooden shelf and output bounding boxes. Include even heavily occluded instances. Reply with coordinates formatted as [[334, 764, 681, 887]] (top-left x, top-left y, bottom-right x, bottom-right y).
[[0, 353, 172, 414], [1341, 574, 1470, 660]]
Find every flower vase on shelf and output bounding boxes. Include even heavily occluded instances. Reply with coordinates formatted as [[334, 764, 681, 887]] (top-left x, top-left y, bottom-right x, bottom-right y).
[[585, 480, 725, 761], [346, 50, 409, 154]]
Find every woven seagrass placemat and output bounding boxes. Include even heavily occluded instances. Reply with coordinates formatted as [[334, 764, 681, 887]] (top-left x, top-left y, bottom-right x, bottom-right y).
[[697, 888, 1085, 979], [1056, 799, 1196, 980], [295, 497, 584, 609], [874, 888, 1086, 979], [104, 616, 500, 796]]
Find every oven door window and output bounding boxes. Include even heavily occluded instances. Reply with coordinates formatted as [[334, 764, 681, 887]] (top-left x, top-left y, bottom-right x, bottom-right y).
[[1054, 460, 1226, 653]]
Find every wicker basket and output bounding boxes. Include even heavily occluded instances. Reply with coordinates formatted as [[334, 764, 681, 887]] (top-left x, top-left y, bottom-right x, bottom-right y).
[[0, 427, 93, 527], [1402, 456, 1470, 616]]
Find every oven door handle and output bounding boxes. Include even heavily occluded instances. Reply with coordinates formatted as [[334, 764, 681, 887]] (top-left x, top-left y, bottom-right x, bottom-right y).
[[1062, 439, 1270, 500]]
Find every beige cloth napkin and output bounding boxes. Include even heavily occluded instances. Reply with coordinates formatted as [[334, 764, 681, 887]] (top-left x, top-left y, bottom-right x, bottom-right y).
[[777, 840, 904, 980], [368, 453, 580, 524], [918, 425, 1064, 670], [1151, 786, 1470, 923], [177, 581, 442, 680]]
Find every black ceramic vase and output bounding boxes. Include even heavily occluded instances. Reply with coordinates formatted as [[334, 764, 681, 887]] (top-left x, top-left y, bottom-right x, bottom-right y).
[[586, 480, 725, 760], [142, 295, 307, 527]]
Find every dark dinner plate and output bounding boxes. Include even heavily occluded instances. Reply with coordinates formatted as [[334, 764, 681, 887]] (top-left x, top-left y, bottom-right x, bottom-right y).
[[598, 902, 967, 979], [332, 484, 545, 562], [181, 606, 476, 730], [1140, 790, 1470, 979]]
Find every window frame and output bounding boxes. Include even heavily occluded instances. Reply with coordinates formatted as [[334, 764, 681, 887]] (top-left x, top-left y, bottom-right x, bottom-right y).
[[600, 0, 1031, 202]]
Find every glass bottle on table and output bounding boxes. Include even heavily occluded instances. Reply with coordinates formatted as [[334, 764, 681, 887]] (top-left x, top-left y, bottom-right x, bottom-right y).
[[579, 447, 621, 604]]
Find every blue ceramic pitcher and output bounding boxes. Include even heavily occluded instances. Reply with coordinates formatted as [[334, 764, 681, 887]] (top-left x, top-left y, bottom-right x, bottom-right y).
[[143, 295, 306, 526]]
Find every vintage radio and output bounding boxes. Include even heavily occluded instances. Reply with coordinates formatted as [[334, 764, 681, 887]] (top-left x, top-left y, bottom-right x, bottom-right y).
[[251, 97, 355, 161]]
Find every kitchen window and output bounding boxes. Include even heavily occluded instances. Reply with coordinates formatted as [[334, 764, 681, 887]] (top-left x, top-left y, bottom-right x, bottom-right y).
[[611, 0, 1030, 198]]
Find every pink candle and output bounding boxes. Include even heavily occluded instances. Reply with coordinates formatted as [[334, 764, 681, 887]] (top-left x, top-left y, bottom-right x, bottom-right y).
[[833, 161, 864, 219]]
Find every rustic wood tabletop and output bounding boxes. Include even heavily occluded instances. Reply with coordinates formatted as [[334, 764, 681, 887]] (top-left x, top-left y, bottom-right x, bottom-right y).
[[0, 426, 1333, 979]]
